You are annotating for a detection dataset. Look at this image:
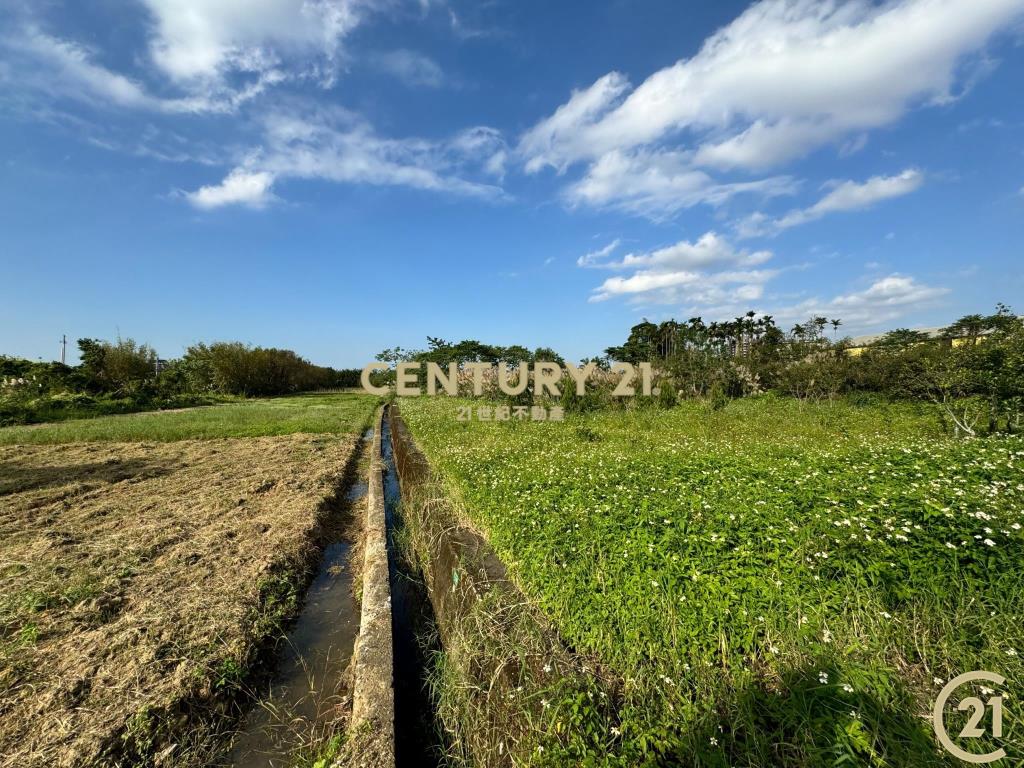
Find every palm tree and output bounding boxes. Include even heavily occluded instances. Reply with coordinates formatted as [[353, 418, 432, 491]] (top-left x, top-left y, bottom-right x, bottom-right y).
[[830, 318, 842, 339]]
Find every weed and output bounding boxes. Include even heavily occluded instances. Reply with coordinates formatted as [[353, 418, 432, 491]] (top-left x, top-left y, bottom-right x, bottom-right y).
[[401, 396, 1024, 766]]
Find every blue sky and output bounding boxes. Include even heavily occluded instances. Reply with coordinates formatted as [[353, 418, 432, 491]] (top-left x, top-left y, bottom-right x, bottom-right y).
[[1, 0, 1022, 368]]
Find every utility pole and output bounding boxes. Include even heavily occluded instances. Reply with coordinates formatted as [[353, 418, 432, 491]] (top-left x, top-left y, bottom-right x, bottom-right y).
[[60, 334, 67, 365]]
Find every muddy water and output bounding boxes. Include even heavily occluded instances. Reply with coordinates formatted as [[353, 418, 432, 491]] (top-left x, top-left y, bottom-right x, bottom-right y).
[[228, 432, 370, 768], [380, 412, 445, 768]]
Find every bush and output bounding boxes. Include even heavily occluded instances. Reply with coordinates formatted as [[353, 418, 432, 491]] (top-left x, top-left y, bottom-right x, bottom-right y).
[[181, 342, 334, 396]]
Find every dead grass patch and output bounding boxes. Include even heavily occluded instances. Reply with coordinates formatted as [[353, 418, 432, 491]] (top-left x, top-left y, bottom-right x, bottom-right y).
[[0, 434, 358, 768]]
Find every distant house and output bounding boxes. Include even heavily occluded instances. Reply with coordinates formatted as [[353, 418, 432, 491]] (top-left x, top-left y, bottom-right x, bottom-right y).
[[845, 325, 998, 356]]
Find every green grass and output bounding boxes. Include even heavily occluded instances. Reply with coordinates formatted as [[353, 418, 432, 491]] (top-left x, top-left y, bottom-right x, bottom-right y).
[[399, 395, 1024, 766], [0, 391, 239, 427], [0, 392, 378, 444]]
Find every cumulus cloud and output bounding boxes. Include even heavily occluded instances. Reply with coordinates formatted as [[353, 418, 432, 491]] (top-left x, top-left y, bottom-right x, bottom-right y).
[[140, 0, 370, 85], [775, 274, 949, 326], [523, 0, 1022, 172], [614, 233, 772, 271], [591, 267, 777, 305], [738, 168, 924, 237], [584, 232, 777, 305], [186, 168, 276, 209], [519, 0, 1023, 216], [578, 231, 947, 332]]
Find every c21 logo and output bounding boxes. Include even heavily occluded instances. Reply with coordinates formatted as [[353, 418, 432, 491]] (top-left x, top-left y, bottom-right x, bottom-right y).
[[933, 671, 1008, 764]]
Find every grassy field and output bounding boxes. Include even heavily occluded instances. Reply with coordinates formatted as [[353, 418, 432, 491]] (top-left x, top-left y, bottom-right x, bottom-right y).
[[0, 392, 374, 444], [399, 395, 1024, 767], [0, 393, 377, 768]]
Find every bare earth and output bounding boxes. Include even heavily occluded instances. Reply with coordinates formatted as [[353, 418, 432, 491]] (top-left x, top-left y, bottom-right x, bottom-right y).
[[0, 434, 357, 768]]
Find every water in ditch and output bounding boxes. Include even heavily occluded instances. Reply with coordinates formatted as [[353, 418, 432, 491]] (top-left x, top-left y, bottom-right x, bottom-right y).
[[227, 430, 371, 768], [380, 411, 446, 768]]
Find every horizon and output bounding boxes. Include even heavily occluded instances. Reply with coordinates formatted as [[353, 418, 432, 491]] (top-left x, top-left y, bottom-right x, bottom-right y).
[[2, 0, 1023, 368]]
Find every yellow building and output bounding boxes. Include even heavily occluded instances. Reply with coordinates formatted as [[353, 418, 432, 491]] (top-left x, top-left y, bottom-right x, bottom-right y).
[[845, 326, 993, 356]]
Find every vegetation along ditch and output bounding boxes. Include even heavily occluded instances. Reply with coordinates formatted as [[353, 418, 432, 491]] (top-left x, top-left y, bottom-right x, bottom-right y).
[[389, 405, 613, 766], [224, 427, 373, 768], [381, 408, 447, 767]]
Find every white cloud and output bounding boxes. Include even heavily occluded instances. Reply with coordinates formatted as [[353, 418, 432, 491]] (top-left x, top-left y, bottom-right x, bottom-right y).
[[2, 1, 382, 114], [577, 238, 621, 267], [584, 240, 947, 333], [12, 31, 154, 110], [520, 72, 630, 174], [521, 0, 1023, 174], [807, 169, 924, 217], [447, 8, 499, 41], [186, 168, 276, 209], [692, 119, 840, 172], [565, 147, 798, 218], [446, 126, 508, 179], [518, 0, 1023, 218], [141, 0, 370, 85], [579, 231, 946, 331], [616, 232, 772, 271], [591, 267, 777, 305], [182, 105, 506, 207], [838, 133, 869, 158], [775, 274, 949, 326], [371, 49, 444, 88], [1, 27, 284, 114], [739, 168, 924, 237], [584, 231, 777, 305]]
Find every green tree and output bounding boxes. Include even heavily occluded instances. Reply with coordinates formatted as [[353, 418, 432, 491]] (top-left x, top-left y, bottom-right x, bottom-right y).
[[942, 314, 987, 345], [76, 338, 107, 392], [878, 329, 930, 347]]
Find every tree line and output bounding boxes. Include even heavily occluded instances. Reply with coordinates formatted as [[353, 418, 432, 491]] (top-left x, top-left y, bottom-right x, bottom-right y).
[[0, 338, 362, 425], [375, 305, 1024, 435]]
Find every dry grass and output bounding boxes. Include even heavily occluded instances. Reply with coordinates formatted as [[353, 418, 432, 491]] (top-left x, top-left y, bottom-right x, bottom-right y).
[[0, 434, 359, 768]]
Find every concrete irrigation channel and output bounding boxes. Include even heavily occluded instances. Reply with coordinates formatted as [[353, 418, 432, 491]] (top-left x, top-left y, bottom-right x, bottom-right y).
[[230, 403, 580, 767], [347, 405, 443, 768], [228, 406, 445, 768], [349, 402, 556, 767]]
